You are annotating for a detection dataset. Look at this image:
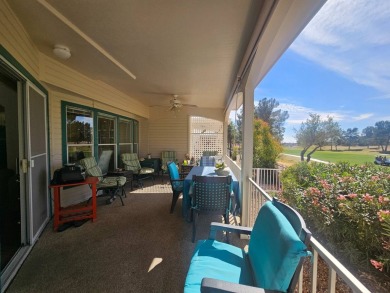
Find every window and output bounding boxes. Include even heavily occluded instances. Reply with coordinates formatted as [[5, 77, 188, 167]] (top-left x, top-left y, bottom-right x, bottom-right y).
[[62, 102, 139, 168], [66, 107, 94, 164], [98, 114, 116, 172], [118, 118, 133, 167]]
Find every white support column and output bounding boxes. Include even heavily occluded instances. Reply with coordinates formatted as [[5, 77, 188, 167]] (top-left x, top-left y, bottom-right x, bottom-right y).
[[240, 83, 254, 227]]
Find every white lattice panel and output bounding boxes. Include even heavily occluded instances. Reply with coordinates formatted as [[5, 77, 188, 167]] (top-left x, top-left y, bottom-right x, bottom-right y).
[[190, 116, 223, 162]]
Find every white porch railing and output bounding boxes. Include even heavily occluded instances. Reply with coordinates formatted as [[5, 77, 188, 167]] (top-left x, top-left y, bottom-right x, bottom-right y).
[[248, 178, 371, 293], [252, 168, 282, 192]]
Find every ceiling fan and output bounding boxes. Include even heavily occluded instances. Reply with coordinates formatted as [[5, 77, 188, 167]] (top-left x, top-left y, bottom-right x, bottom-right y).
[[153, 94, 197, 112]]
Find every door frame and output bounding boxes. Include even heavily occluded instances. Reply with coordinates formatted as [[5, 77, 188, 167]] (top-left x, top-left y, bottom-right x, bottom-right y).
[[0, 48, 49, 292]]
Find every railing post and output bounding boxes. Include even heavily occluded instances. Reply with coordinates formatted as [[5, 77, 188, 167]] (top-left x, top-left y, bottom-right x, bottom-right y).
[[298, 267, 303, 293], [328, 267, 336, 293], [311, 250, 318, 293]]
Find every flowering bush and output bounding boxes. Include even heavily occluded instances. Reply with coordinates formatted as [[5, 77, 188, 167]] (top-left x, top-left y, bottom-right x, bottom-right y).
[[280, 162, 390, 276]]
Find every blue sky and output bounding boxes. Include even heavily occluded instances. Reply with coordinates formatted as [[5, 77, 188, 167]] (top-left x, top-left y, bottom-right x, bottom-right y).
[[254, 0, 390, 143]]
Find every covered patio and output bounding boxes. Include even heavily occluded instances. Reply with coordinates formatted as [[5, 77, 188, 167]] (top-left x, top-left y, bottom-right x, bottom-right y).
[[6, 181, 245, 292], [0, 0, 347, 292]]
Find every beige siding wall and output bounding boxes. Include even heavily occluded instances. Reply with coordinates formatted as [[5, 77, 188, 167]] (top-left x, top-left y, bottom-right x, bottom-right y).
[[40, 54, 149, 119], [147, 107, 224, 163], [0, 0, 40, 76]]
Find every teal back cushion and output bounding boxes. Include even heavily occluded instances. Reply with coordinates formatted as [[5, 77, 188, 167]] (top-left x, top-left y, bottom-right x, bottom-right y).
[[168, 162, 179, 179], [248, 201, 308, 292], [168, 162, 182, 190]]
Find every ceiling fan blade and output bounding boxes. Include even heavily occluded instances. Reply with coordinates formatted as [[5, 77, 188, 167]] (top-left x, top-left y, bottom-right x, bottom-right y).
[[182, 103, 197, 107]]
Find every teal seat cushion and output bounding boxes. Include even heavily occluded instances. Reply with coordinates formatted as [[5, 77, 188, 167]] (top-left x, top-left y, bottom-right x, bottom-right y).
[[184, 239, 253, 293], [248, 201, 309, 292]]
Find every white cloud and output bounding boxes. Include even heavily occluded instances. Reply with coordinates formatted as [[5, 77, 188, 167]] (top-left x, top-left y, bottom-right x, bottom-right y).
[[277, 103, 345, 126], [291, 0, 390, 94], [352, 113, 374, 121]]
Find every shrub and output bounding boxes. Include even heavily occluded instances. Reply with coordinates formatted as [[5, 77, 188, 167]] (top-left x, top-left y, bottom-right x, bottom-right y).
[[253, 119, 282, 168], [280, 162, 390, 276]]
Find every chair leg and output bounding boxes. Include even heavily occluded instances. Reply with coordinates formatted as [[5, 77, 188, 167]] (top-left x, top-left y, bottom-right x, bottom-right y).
[[117, 188, 124, 206], [223, 213, 230, 243], [192, 212, 198, 243], [170, 191, 180, 213]]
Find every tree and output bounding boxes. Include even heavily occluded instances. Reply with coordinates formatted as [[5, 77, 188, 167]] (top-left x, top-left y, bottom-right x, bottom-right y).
[[361, 126, 376, 148], [227, 121, 238, 157], [295, 113, 336, 162], [343, 127, 359, 150], [374, 121, 390, 152], [253, 119, 282, 168], [326, 117, 342, 151], [254, 98, 289, 141]]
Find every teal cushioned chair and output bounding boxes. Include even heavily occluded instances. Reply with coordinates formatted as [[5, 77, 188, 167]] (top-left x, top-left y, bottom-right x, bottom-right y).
[[167, 161, 186, 213], [184, 198, 312, 293], [121, 153, 154, 188], [79, 156, 127, 205]]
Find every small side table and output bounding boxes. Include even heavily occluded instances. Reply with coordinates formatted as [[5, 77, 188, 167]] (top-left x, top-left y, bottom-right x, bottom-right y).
[[107, 169, 133, 190], [49, 177, 98, 231]]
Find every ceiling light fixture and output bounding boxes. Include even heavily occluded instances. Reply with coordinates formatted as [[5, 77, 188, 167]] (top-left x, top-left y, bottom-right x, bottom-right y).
[[53, 44, 71, 60]]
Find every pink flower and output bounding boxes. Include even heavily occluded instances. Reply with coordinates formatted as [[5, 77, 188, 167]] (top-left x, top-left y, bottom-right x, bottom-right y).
[[337, 195, 346, 200], [320, 180, 331, 190], [370, 259, 384, 272], [362, 194, 374, 202], [306, 187, 321, 197], [378, 210, 390, 222], [371, 175, 380, 181], [347, 193, 358, 199]]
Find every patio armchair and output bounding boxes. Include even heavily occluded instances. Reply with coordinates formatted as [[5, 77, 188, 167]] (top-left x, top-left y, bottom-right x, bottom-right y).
[[199, 156, 216, 166], [184, 198, 312, 293], [190, 175, 233, 242], [121, 153, 154, 188], [167, 161, 186, 213], [97, 150, 113, 176], [161, 151, 177, 178], [79, 156, 126, 205]]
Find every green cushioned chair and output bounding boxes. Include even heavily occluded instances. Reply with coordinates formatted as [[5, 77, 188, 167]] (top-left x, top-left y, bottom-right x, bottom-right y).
[[161, 151, 176, 176], [184, 198, 312, 293], [79, 156, 127, 205], [121, 153, 154, 188]]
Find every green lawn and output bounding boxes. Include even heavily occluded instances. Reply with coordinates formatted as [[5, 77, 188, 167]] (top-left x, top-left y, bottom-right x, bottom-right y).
[[283, 146, 383, 165]]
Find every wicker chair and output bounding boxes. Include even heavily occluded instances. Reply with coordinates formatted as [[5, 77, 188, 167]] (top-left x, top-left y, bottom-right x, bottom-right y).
[[79, 156, 126, 205], [190, 175, 232, 242]]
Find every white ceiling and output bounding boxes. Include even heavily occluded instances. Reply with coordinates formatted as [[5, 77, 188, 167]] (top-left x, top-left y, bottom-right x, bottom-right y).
[[8, 0, 266, 109]]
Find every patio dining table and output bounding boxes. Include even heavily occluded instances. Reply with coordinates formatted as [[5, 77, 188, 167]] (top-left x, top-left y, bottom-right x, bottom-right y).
[[182, 166, 240, 219]]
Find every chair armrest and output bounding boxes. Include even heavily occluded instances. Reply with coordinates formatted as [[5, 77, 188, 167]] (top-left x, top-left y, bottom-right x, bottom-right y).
[[201, 278, 266, 293], [209, 222, 252, 240]]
